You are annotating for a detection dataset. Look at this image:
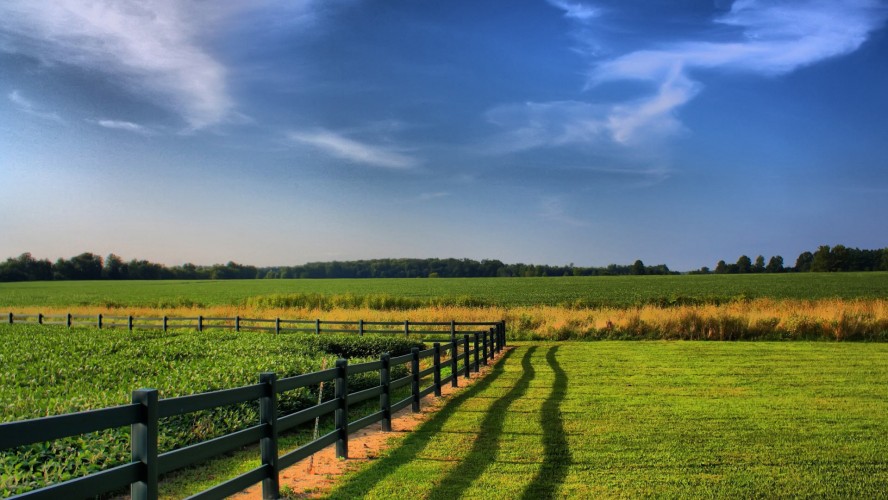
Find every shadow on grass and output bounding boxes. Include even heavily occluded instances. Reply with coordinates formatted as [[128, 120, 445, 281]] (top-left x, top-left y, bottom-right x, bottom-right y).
[[325, 347, 526, 499], [520, 345, 571, 499], [426, 347, 536, 500]]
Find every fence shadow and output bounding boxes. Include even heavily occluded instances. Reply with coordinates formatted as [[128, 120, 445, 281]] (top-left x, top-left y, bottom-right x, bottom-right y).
[[425, 346, 537, 500], [326, 347, 524, 499], [520, 345, 571, 499]]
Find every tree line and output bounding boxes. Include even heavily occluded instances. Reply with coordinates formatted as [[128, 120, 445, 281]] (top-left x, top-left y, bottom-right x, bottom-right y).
[[693, 245, 888, 274], [0, 245, 885, 282], [0, 254, 673, 282]]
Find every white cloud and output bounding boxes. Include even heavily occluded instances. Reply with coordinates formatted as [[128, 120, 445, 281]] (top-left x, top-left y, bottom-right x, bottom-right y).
[[546, 0, 601, 22], [0, 1, 232, 129], [289, 129, 420, 170], [88, 118, 153, 135], [7, 90, 64, 123], [503, 0, 888, 149]]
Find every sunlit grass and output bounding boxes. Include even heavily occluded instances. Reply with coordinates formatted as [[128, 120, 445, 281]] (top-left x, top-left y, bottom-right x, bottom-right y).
[[327, 342, 888, 498]]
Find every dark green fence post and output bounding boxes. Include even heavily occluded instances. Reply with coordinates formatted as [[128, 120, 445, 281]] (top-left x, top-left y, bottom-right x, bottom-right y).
[[404, 320, 410, 337], [335, 359, 348, 458], [380, 352, 391, 431], [315, 319, 321, 335], [235, 315, 240, 332], [490, 328, 496, 358], [275, 318, 280, 335], [473, 333, 480, 372], [98, 313, 103, 329], [411, 347, 420, 412], [450, 339, 459, 388], [128, 316, 134, 332], [7, 312, 12, 324], [359, 319, 364, 336], [481, 329, 488, 366], [433, 343, 442, 397], [197, 315, 203, 333], [259, 372, 279, 499], [162, 316, 168, 332], [463, 335, 470, 378], [131, 388, 158, 500], [66, 313, 72, 328], [38, 313, 43, 325], [450, 320, 456, 342]]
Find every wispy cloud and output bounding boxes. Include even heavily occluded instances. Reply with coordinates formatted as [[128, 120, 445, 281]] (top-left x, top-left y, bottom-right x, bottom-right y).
[[417, 192, 450, 201], [0, 1, 232, 129], [87, 118, 153, 135], [492, 0, 887, 150], [289, 129, 420, 170], [7, 90, 64, 123], [545, 0, 601, 22], [539, 196, 589, 227]]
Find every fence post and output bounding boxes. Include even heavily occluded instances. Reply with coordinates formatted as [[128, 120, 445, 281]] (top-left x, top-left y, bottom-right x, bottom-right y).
[[198, 315, 203, 333], [335, 359, 348, 459], [38, 313, 43, 325], [315, 319, 321, 335], [259, 372, 279, 500], [489, 328, 496, 358], [98, 314, 103, 329], [128, 316, 134, 332], [450, 339, 459, 388], [450, 320, 456, 342], [275, 318, 280, 335], [433, 343, 442, 397], [473, 333, 480, 372], [380, 352, 391, 432], [411, 347, 420, 412], [66, 313, 72, 329], [131, 388, 158, 500], [162, 316, 168, 332], [7, 312, 12, 324], [359, 319, 364, 336], [481, 329, 488, 366], [404, 320, 410, 337], [463, 335, 470, 379], [235, 315, 240, 332]]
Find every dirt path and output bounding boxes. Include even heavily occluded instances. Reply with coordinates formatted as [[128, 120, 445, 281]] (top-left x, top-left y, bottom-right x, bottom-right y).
[[231, 351, 509, 499]]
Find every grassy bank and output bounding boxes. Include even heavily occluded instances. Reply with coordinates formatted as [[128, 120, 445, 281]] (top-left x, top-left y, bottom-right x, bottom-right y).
[[327, 342, 888, 498]]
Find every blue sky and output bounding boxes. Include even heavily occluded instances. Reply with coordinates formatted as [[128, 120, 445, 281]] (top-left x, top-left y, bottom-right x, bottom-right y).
[[1, 0, 886, 271]]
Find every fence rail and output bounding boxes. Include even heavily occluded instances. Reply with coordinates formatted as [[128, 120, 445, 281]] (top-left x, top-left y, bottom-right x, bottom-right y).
[[4, 312, 504, 341], [0, 320, 507, 500]]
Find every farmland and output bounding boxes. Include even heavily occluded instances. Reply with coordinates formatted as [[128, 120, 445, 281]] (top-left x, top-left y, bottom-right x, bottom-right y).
[[1, 272, 887, 309], [328, 342, 888, 498]]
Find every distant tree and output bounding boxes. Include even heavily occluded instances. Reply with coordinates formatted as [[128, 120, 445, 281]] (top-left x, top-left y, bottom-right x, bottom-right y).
[[752, 255, 766, 273], [811, 245, 832, 272], [766, 255, 784, 273], [795, 251, 814, 272], [882, 248, 888, 271], [715, 260, 728, 274], [103, 254, 127, 279], [631, 259, 645, 275], [736, 255, 752, 274]]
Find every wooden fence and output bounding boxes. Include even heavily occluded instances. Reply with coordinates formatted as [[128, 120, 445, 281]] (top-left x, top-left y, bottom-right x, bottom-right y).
[[0, 320, 507, 500], [5, 312, 503, 342]]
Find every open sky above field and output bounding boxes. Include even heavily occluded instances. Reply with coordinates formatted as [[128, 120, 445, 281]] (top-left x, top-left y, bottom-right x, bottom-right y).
[[1, 1, 887, 270]]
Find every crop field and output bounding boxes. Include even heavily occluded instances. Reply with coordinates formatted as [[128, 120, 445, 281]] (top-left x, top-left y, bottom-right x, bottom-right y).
[[328, 342, 888, 498], [1, 272, 887, 309], [0, 325, 423, 497]]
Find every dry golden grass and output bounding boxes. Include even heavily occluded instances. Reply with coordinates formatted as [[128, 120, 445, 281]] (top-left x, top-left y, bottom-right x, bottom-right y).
[[14, 298, 888, 341]]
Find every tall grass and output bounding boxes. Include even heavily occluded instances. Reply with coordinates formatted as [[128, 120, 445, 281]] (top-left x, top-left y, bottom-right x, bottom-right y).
[[13, 298, 888, 342]]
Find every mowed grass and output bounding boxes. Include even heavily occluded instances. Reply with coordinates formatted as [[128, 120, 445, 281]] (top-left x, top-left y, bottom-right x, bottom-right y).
[[1, 272, 887, 309], [326, 342, 888, 498]]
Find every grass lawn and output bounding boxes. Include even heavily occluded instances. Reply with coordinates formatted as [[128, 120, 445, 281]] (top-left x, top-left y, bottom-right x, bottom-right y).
[[326, 342, 888, 498]]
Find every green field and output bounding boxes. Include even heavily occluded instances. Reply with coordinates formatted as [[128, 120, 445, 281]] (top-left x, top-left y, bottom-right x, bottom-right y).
[[1, 272, 887, 309], [328, 342, 888, 498]]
